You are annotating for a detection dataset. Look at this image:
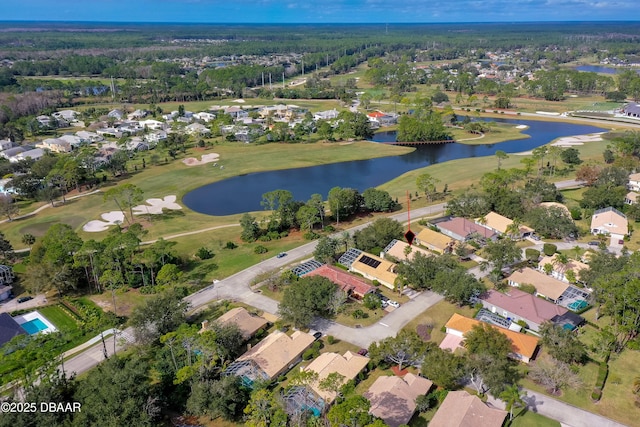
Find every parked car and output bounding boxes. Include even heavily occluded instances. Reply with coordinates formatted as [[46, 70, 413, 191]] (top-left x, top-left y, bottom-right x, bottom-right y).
[[357, 348, 368, 356], [276, 252, 287, 258], [17, 296, 33, 303], [588, 241, 600, 246], [387, 300, 400, 308]]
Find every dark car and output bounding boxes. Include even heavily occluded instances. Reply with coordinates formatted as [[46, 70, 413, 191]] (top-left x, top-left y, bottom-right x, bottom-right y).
[[357, 348, 368, 356], [312, 331, 323, 340], [588, 241, 600, 246], [276, 252, 287, 259], [17, 296, 33, 303]]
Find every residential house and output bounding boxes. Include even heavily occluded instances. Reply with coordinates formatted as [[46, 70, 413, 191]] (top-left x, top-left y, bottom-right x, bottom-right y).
[[538, 254, 588, 284], [0, 140, 12, 151], [144, 130, 167, 145], [185, 123, 211, 136], [0, 265, 14, 286], [302, 264, 374, 300], [629, 172, 640, 192], [36, 115, 52, 127], [435, 217, 497, 242], [126, 138, 150, 152], [313, 109, 339, 121], [625, 191, 639, 205], [539, 202, 571, 215], [476, 211, 533, 239], [0, 313, 26, 347], [364, 373, 433, 427], [108, 109, 124, 120], [349, 251, 398, 290], [75, 131, 103, 143], [303, 351, 370, 403], [414, 228, 455, 254], [96, 127, 122, 138], [193, 112, 216, 122], [37, 138, 72, 153], [506, 268, 570, 304], [366, 111, 397, 127], [429, 390, 507, 427], [0, 147, 26, 160], [225, 106, 248, 120], [381, 239, 434, 262], [590, 207, 628, 239], [0, 178, 16, 195], [52, 110, 79, 122], [139, 119, 165, 130], [209, 307, 268, 340], [443, 313, 539, 363], [128, 109, 148, 120], [0, 283, 12, 301], [226, 331, 315, 382], [10, 148, 44, 163], [479, 289, 584, 332]]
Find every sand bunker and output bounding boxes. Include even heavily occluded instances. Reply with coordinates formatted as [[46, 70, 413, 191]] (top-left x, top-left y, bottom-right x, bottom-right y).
[[82, 211, 125, 232], [132, 195, 182, 215], [182, 153, 220, 166], [516, 125, 528, 129], [83, 196, 182, 232], [551, 133, 604, 147]]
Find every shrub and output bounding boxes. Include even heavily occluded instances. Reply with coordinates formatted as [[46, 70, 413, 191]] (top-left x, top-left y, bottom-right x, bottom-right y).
[[352, 309, 368, 319], [570, 207, 582, 220], [225, 241, 238, 249], [519, 283, 537, 294], [516, 320, 528, 328], [543, 243, 557, 256], [195, 247, 214, 260], [323, 225, 335, 232], [254, 245, 268, 254], [327, 335, 335, 345], [303, 231, 320, 240], [525, 248, 540, 262]]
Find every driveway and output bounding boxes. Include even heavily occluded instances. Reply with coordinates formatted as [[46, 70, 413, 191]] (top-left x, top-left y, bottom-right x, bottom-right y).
[[488, 389, 628, 427], [0, 294, 48, 314]]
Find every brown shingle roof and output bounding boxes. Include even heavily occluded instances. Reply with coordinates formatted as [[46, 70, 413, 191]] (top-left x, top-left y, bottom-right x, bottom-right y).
[[237, 331, 315, 379], [415, 228, 454, 252], [364, 373, 433, 427], [215, 307, 269, 340], [507, 268, 569, 301], [304, 351, 370, 403], [445, 313, 539, 360], [429, 390, 507, 427], [384, 239, 433, 262], [351, 252, 397, 288]]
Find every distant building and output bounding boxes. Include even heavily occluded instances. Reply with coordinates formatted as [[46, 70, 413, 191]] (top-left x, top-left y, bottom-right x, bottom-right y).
[[10, 148, 45, 163], [620, 103, 640, 118], [625, 191, 639, 205]]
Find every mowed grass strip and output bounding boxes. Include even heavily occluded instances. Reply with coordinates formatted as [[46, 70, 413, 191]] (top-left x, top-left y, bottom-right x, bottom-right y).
[[38, 305, 80, 331]]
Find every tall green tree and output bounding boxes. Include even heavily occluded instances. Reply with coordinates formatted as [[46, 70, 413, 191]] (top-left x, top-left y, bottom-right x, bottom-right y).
[[278, 276, 337, 328], [103, 183, 144, 225], [130, 289, 189, 343]]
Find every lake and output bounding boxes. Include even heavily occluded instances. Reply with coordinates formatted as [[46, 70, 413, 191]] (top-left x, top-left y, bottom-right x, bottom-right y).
[[182, 118, 604, 216], [575, 65, 640, 75]]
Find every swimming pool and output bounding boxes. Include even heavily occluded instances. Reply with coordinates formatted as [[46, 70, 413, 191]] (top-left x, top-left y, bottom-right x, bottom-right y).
[[21, 318, 48, 334], [14, 311, 57, 335]]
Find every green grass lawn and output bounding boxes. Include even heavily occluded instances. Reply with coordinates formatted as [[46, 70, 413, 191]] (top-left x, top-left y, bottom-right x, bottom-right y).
[[402, 300, 476, 345], [510, 409, 561, 427], [38, 305, 79, 331]]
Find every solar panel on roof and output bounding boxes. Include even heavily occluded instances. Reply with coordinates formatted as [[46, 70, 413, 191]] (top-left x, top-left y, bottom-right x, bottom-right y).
[[358, 255, 381, 269]]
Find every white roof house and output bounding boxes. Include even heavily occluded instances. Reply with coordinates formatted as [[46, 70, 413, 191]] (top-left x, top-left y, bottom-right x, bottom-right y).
[[10, 148, 45, 163], [590, 207, 629, 239]]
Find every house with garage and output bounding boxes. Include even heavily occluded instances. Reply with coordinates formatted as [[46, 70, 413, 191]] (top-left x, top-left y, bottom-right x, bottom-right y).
[[479, 289, 584, 332], [364, 373, 433, 427], [590, 207, 629, 240], [302, 264, 374, 300], [620, 103, 640, 118], [435, 217, 497, 243], [476, 211, 533, 239], [628, 172, 640, 192], [538, 254, 588, 284], [414, 227, 455, 254], [10, 148, 44, 163], [625, 191, 639, 205], [443, 313, 539, 363], [339, 249, 398, 290], [506, 268, 570, 304], [205, 307, 268, 340], [381, 239, 434, 262], [429, 390, 507, 427], [303, 351, 370, 403]]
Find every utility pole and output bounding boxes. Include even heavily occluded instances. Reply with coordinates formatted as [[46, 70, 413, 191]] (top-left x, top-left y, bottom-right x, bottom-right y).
[[282, 72, 285, 89], [269, 73, 272, 90], [301, 60, 304, 76], [262, 72, 264, 87]]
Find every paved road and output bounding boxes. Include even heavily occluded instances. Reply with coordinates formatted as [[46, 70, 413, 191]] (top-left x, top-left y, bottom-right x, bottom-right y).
[[487, 389, 628, 427], [61, 327, 135, 377]]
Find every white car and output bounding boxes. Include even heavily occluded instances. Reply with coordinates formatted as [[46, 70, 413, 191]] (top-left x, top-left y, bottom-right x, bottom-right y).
[[387, 300, 400, 308]]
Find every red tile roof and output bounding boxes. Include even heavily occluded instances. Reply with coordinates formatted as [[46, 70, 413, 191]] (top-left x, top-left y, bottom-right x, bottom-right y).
[[303, 265, 375, 297]]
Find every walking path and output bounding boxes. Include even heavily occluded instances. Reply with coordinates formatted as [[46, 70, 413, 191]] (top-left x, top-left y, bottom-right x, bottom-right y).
[[0, 189, 101, 225]]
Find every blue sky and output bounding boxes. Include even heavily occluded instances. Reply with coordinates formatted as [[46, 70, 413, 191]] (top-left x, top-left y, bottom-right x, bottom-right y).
[[3, 0, 638, 23]]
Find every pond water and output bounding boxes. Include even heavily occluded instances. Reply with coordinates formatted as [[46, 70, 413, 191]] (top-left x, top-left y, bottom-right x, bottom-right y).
[[182, 118, 604, 216], [575, 65, 640, 75]]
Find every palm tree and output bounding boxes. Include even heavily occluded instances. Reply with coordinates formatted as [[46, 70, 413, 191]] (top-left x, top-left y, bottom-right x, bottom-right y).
[[499, 384, 527, 421]]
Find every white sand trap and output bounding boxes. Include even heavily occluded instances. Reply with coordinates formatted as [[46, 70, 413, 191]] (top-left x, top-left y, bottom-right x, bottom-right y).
[[83, 211, 125, 232], [132, 195, 182, 215], [516, 125, 528, 129], [182, 153, 220, 166], [232, 99, 246, 103], [551, 133, 604, 147]]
